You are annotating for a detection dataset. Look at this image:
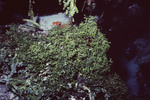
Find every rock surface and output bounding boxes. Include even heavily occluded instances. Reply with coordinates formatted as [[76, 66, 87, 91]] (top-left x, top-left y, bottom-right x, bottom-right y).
[[0, 76, 19, 100]]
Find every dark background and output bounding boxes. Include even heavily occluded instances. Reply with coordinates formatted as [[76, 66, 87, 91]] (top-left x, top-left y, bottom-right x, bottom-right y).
[[1, 0, 150, 98]]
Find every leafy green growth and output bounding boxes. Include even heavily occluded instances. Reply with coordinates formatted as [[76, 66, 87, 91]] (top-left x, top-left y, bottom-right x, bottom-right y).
[[23, 19, 40, 27], [59, 0, 78, 20], [28, 0, 35, 20], [0, 16, 128, 99]]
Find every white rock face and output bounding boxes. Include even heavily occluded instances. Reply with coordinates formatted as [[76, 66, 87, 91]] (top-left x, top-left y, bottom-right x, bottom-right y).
[[26, 12, 72, 30]]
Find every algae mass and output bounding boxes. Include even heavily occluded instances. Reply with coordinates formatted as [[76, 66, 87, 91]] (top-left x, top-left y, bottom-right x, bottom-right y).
[[0, 16, 128, 99]]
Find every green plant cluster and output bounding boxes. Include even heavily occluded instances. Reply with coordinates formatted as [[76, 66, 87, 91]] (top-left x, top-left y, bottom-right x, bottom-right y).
[[0, 16, 128, 99], [59, 0, 78, 18]]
